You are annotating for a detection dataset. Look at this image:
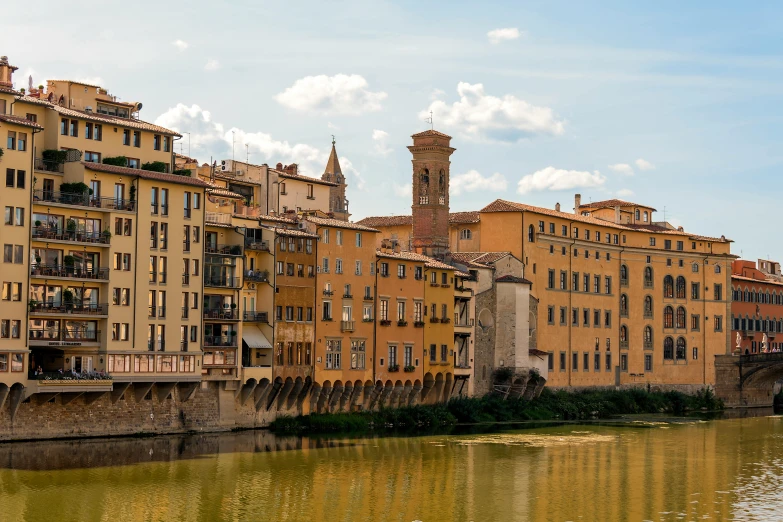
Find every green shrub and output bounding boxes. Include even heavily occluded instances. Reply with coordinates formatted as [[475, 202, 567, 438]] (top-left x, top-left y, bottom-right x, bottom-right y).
[[102, 156, 128, 167], [142, 161, 168, 173]]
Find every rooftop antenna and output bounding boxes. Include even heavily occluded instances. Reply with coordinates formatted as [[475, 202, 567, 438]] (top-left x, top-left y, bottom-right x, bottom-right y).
[[331, 134, 336, 146], [425, 111, 433, 130], [186, 132, 191, 159]]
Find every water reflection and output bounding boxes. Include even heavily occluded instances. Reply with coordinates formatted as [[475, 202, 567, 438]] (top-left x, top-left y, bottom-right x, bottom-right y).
[[0, 417, 781, 521]]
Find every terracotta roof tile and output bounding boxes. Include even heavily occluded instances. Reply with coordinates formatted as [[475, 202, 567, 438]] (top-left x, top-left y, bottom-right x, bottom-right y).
[[82, 162, 210, 188], [259, 214, 297, 224], [0, 113, 43, 129], [278, 170, 339, 187], [14, 95, 53, 106], [731, 275, 783, 287], [495, 275, 532, 284], [449, 251, 513, 268], [480, 199, 731, 243], [411, 129, 452, 139], [52, 105, 181, 136], [206, 184, 245, 200], [305, 216, 379, 232], [0, 86, 21, 95], [375, 249, 454, 270], [357, 211, 479, 228], [274, 227, 319, 239], [579, 198, 656, 211]]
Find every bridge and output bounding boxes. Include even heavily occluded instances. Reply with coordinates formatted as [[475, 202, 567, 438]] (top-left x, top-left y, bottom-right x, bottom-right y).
[[714, 353, 783, 408]]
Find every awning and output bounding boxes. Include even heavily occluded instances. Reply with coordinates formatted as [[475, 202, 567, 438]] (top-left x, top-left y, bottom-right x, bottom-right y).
[[242, 326, 272, 349]]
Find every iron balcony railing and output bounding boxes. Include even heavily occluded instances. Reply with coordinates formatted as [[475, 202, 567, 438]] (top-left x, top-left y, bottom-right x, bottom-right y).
[[204, 335, 238, 348], [244, 238, 270, 251], [204, 308, 240, 320], [243, 311, 269, 322], [33, 190, 135, 211], [204, 276, 241, 288], [32, 226, 110, 245], [205, 244, 243, 256], [341, 320, 355, 332], [29, 302, 108, 315], [30, 264, 109, 280], [454, 314, 474, 327], [244, 270, 269, 282], [34, 158, 64, 173], [29, 328, 100, 342]]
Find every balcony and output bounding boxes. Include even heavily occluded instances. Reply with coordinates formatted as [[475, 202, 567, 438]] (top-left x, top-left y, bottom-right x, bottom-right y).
[[147, 306, 167, 319], [204, 308, 240, 321], [29, 301, 108, 316], [343, 293, 353, 299], [204, 276, 241, 289], [244, 238, 270, 251], [620, 309, 629, 318], [234, 202, 264, 219], [341, 320, 355, 332], [205, 211, 232, 226], [397, 320, 408, 327], [414, 321, 425, 328], [34, 158, 64, 174], [644, 341, 653, 350], [620, 340, 629, 350], [244, 270, 269, 283], [29, 328, 100, 343], [323, 289, 334, 296], [379, 319, 391, 326], [244, 311, 269, 323], [32, 226, 110, 246], [440, 317, 451, 324], [205, 244, 243, 256], [644, 280, 654, 289], [33, 190, 135, 212], [363, 295, 374, 302], [204, 335, 238, 348], [620, 277, 629, 287], [30, 264, 109, 280], [643, 310, 653, 319]]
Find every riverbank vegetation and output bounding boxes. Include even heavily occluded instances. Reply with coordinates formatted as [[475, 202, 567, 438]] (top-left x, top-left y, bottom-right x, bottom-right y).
[[270, 387, 723, 435]]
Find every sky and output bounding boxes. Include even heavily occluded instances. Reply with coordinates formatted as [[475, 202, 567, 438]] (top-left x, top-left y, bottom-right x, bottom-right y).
[[4, 0, 783, 261]]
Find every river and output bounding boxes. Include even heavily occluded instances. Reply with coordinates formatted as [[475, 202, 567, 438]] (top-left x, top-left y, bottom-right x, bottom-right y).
[[0, 413, 782, 521]]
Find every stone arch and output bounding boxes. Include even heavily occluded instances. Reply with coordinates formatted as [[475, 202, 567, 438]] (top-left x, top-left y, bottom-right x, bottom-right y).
[[362, 379, 375, 409], [328, 380, 344, 412], [286, 377, 304, 410], [378, 379, 394, 408], [478, 308, 494, 330], [266, 377, 284, 411], [317, 380, 332, 413], [276, 377, 295, 410], [663, 275, 674, 298], [296, 376, 312, 409], [410, 379, 423, 406], [443, 372, 454, 402], [8, 382, 25, 420], [421, 372, 435, 403], [338, 381, 353, 412], [432, 372, 445, 404]]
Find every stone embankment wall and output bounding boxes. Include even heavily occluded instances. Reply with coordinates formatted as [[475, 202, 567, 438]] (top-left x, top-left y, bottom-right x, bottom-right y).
[[0, 382, 277, 442]]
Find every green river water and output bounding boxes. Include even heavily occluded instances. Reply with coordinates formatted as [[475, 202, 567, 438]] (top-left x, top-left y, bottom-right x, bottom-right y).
[[0, 413, 781, 521]]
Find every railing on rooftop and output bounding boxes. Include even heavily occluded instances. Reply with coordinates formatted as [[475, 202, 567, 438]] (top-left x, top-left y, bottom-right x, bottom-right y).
[[33, 190, 135, 211], [244, 238, 270, 251], [34, 158, 64, 173]]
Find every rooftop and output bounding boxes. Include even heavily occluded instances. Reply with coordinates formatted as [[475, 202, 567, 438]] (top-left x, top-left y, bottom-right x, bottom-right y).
[[82, 162, 211, 188], [0, 113, 43, 130], [411, 129, 452, 139], [449, 251, 514, 268], [304, 216, 379, 233], [274, 227, 319, 239], [495, 275, 533, 284], [481, 199, 730, 243], [376, 249, 455, 270], [579, 198, 657, 212], [357, 211, 480, 228]]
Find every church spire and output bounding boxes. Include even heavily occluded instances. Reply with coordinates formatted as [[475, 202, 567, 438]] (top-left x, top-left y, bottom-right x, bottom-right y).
[[322, 137, 349, 220]]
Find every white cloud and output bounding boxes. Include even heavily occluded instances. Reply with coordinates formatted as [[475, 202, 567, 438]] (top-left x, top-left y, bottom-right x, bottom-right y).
[[372, 129, 392, 156], [172, 40, 189, 51], [422, 82, 565, 142], [154, 103, 365, 190], [635, 158, 656, 171], [275, 74, 387, 115], [616, 188, 635, 197], [487, 28, 522, 44], [204, 59, 220, 71], [451, 169, 507, 196], [608, 163, 634, 176], [430, 88, 446, 100], [393, 183, 412, 197], [327, 122, 339, 130], [517, 166, 606, 194]]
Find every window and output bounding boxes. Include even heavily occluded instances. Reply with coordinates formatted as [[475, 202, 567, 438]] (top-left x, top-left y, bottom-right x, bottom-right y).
[[620, 294, 628, 316], [355, 232, 363, 247], [322, 229, 329, 244], [122, 129, 130, 145], [692, 263, 699, 273], [714, 284, 723, 301], [691, 283, 700, 300], [676, 307, 686, 329], [351, 341, 366, 369], [397, 301, 406, 322], [691, 315, 700, 331], [133, 131, 141, 147], [560, 271, 566, 290], [560, 308, 566, 325], [336, 230, 343, 246], [547, 306, 554, 324], [676, 337, 686, 360], [664, 239, 672, 250], [593, 275, 600, 293], [644, 266, 653, 287], [605, 276, 612, 295], [397, 264, 406, 279], [605, 352, 612, 371], [561, 225, 568, 236], [183, 192, 191, 218], [7, 131, 17, 150], [604, 310, 611, 328], [325, 340, 341, 369], [154, 134, 161, 150], [527, 225, 534, 242], [664, 275, 674, 298], [583, 274, 589, 292], [548, 270, 555, 289], [559, 352, 566, 371], [676, 276, 686, 299]]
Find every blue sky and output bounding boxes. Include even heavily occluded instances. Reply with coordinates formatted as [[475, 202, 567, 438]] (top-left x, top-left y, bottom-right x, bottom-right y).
[[6, 0, 783, 260]]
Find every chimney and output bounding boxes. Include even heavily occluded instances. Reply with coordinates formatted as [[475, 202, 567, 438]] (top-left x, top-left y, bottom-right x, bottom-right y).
[[555, 202, 561, 212], [614, 205, 620, 223], [276, 163, 283, 170], [574, 194, 581, 214]]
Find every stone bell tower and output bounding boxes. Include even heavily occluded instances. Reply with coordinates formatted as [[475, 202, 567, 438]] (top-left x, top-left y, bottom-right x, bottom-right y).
[[409, 129, 455, 257]]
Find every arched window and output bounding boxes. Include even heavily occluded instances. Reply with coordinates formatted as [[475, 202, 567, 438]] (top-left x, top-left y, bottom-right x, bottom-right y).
[[643, 211, 649, 222], [715, 264, 721, 274], [635, 209, 640, 220], [676, 306, 686, 329], [692, 263, 699, 273], [644, 296, 653, 317], [664, 306, 674, 328], [419, 170, 429, 204], [527, 224, 534, 242], [676, 337, 686, 359], [644, 326, 653, 348], [644, 266, 653, 287], [664, 337, 674, 359], [676, 276, 686, 299], [460, 229, 472, 240], [620, 325, 628, 342], [663, 275, 674, 298], [620, 264, 628, 284], [620, 294, 628, 315], [438, 169, 446, 204]]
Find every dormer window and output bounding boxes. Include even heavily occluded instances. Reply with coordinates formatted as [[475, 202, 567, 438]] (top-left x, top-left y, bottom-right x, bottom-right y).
[[643, 211, 649, 222]]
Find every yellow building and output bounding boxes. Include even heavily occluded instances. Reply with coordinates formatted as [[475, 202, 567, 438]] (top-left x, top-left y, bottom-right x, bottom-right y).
[[423, 257, 456, 402]]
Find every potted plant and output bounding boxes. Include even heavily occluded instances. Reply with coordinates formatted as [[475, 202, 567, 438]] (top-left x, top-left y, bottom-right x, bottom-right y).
[[102, 229, 112, 242], [66, 219, 77, 235], [63, 255, 75, 275], [404, 365, 416, 373], [34, 220, 41, 228], [388, 364, 400, 372], [62, 289, 74, 311], [38, 84, 44, 91], [230, 245, 242, 255], [29, 299, 38, 312]]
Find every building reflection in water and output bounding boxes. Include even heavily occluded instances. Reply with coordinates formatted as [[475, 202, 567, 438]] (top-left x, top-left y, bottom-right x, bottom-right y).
[[0, 418, 781, 521]]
